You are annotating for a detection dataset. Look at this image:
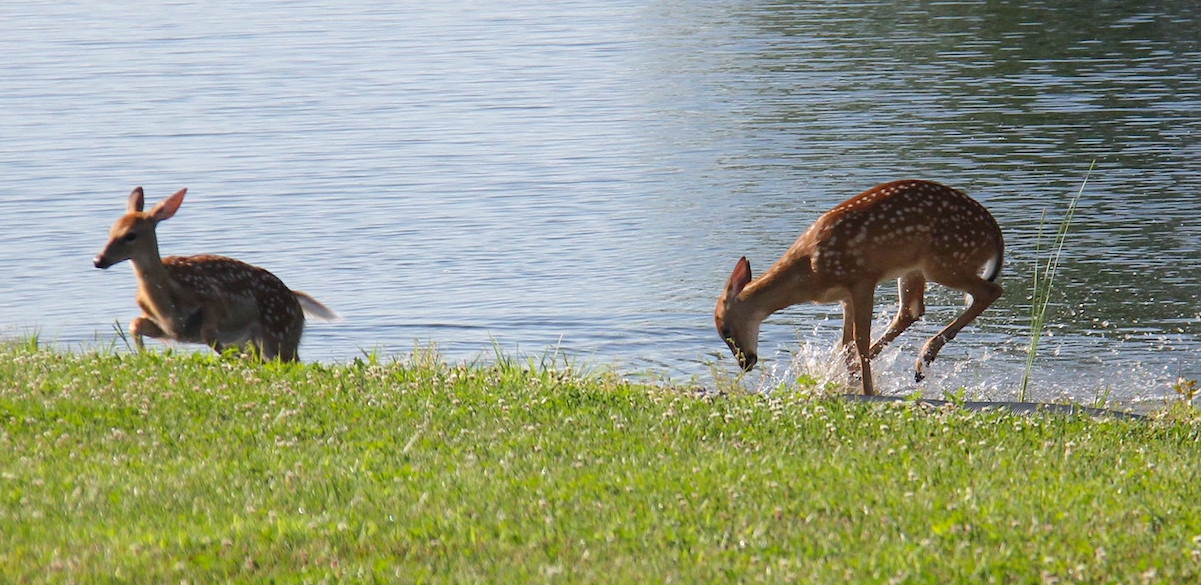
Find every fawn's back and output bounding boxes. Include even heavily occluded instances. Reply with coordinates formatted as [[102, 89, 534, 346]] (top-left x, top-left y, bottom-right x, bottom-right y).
[[797, 179, 1003, 286], [158, 254, 304, 349]]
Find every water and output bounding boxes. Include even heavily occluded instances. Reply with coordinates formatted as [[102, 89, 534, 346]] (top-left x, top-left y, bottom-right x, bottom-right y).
[[1, 1, 1198, 408]]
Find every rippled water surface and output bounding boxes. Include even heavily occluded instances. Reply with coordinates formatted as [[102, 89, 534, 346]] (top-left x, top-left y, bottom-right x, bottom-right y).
[[2, 1, 1198, 406]]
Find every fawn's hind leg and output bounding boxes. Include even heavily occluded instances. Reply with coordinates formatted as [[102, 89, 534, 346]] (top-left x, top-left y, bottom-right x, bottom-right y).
[[916, 274, 1003, 381]]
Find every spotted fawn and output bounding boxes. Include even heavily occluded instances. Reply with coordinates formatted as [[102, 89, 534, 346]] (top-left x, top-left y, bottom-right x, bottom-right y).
[[94, 187, 338, 361], [715, 179, 1004, 394]]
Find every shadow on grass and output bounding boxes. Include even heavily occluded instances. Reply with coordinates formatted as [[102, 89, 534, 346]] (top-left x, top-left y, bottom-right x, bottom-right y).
[[842, 393, 1145, 421]]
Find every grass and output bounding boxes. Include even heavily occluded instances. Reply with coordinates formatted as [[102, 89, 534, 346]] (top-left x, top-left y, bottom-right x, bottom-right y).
[[1020, 165, 1092, 402], [2, 341, 1201, 584]]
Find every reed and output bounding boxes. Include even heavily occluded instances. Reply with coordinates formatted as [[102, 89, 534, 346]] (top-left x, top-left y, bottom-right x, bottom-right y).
[[1019, 163, 1093, 402]]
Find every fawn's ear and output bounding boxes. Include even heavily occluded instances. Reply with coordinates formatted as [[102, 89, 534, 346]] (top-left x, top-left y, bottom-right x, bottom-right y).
[[126, 186, 145, 213], [726, 256, 753, 298], [149, 188, 188, 222]]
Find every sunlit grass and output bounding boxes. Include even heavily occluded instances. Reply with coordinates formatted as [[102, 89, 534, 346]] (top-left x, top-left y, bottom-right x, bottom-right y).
[[2, 340, 1200, 584]]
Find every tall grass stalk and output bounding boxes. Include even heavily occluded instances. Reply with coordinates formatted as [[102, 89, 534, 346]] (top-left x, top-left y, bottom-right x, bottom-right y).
[[1019, 163, 1093, 402]]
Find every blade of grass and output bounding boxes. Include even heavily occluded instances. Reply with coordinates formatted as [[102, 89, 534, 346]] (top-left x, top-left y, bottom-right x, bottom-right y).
[[1019, 162, 1093, 401]]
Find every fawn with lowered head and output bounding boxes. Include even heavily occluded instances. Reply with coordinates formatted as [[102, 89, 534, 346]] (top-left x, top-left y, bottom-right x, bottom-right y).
[[715, 179, 1004, 395], [93, 187, 338, 362]]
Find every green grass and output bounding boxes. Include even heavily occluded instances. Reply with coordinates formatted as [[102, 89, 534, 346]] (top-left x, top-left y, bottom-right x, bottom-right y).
[[1020, 166, 1091, 402], [2, 342, 1200, 584]]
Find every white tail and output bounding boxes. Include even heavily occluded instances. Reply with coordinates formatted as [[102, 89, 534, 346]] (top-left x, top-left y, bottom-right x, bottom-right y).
[[715, 179, 1004, 395], [93, 187, 338, 362]]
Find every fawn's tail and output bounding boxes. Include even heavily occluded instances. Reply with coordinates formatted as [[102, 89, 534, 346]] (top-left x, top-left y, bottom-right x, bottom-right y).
[[983, 237, 1004, 282], [293, 291, 341, 322]]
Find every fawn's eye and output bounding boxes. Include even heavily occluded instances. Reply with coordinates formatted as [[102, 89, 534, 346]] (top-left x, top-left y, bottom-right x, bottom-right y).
[[123, 232, 138, 242]]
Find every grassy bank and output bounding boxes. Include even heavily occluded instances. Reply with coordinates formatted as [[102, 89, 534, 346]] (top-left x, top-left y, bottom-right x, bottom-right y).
[[2, 342, 1199, 584]]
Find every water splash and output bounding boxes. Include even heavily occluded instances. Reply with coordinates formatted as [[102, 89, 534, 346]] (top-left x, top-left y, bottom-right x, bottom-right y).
[[743, 316, 1183, 414]]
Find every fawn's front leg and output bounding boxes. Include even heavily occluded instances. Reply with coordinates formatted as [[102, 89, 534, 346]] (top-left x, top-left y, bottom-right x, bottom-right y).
[[130, 316, 165, 350]]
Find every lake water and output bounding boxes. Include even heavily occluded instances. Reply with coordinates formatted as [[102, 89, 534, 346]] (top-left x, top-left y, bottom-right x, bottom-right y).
[[2, 1, 1198, 408]]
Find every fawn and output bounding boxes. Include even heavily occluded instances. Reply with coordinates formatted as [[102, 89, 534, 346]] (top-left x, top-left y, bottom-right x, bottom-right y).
[[94, 187, 338, 361], [715, 179, 1004, 395]]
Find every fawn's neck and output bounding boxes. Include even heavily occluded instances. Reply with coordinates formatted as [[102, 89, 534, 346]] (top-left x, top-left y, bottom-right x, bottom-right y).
[[740, 252, 831, 317], [129, 243, 186, 313]]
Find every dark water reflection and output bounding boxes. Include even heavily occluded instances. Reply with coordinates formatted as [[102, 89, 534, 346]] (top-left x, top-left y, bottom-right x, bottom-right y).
[[0, 1, 1197, 405]]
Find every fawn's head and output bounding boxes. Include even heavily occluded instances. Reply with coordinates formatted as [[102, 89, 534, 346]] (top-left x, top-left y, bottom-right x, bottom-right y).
[[93, 187, 187, 269], [715, 256, 760, 371]]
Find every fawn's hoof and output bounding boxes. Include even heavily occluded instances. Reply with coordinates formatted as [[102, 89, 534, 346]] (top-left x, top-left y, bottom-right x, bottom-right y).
[[914, 358, 927, 383]]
